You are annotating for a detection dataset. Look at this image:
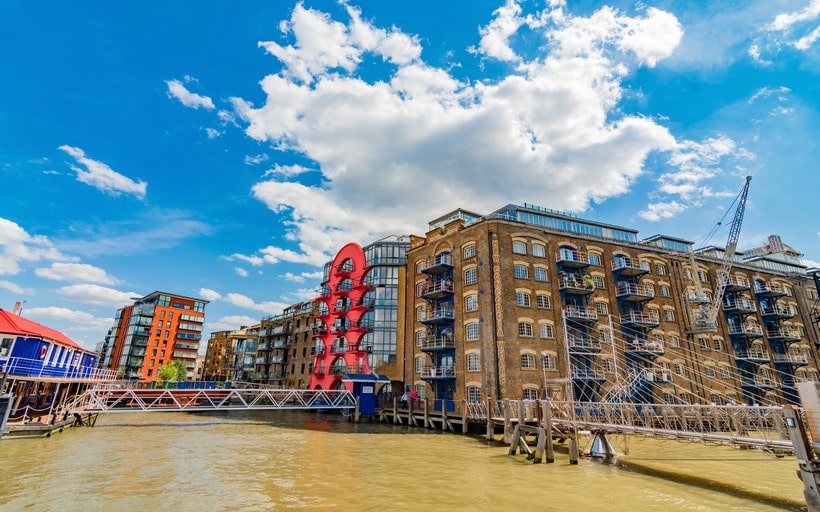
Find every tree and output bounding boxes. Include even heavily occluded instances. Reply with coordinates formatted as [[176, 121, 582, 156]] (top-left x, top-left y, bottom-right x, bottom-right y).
[[158, 360, 188, 382]]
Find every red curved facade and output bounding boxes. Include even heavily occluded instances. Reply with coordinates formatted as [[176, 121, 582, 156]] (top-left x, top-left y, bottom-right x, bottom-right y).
[[309, 243, 372, 390]]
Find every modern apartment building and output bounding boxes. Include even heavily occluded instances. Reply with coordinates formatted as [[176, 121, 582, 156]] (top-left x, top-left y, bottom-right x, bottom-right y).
[[257, 301, 316, 388], [309, 236, 409, 391], [105, 291, 208, 382], [402, 204, 819, 406]]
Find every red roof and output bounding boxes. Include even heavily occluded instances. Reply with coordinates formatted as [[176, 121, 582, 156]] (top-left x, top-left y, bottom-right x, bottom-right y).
[[0, 309, 85, 351]]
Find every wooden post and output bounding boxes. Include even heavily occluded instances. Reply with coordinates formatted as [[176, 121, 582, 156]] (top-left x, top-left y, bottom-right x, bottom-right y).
[[461, 401, 468, 434], [393, 396, 399, 425], [569, 437, 579, 465], [509, 424, 521, 455], [423, 399, 430, 428], [533, 428, 546, 464], [354, 397, 361, 423], [486, 397, 494, 441], [442, 400, 450, 431], [409, 398, 416, 426], [503, 400, 512, 445], [543, 401, 554, 463]]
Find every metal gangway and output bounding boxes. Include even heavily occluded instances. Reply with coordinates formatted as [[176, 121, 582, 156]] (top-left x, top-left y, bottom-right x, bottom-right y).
[[467, 400, 796, 452], [63, 387, 357, 415]]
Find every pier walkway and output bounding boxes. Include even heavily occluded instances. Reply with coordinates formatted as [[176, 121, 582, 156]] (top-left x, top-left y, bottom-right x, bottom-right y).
[[63, 387, 357, 414], [380, 398, 796, 453]]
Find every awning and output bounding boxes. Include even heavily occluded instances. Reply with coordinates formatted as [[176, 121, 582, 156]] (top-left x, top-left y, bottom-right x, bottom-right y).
[[341, 373, 390, 383]]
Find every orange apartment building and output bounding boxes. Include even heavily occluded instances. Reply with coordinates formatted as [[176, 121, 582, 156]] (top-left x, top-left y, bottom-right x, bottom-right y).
[[104, 291, 208, 382]]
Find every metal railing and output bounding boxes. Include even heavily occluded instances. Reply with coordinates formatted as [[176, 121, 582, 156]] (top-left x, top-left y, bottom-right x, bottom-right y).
[[63, 387, 357, 414], [1, 357, 118, 381], [464, 399, 794, 452]]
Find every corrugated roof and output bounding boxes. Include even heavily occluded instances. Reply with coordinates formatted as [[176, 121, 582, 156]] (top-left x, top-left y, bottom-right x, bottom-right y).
[[0, 309, 86, 351]]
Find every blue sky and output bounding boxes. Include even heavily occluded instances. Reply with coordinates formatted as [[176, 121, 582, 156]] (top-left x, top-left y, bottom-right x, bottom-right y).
[[1, 0, 818, 351]]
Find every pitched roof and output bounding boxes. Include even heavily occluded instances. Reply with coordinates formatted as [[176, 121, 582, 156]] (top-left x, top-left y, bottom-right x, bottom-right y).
[[0, 309, 85, 351]]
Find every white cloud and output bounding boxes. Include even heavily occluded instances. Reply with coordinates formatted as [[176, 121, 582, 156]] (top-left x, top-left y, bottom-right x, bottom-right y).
[[165, 78, 215, 110], [58, 145, 147, 199], [281, 270, 323, 283], [474, 0, 525, 62], [748, 86, 791, 104], [207, 315, 259, 332], [258, 3, 421, 84], [234, 267, 249, 277], [56, 284, 138, 308], [205, 127, 222, 139], [25, 306, 113, 332], [224, 292, 288, 315], [226, 4, 704, 264], [244, 154, 269, 165], [794, 26, 820, 50], [638, 201, 688, 221], [750, 0, 820, 58], [0, 280, 33, 295], [0, 217, 71, 276], [198, 288, 222, 301], [262, 164, 313, 178], [35, 262, 118, 285], [769, 0, 820, 31]]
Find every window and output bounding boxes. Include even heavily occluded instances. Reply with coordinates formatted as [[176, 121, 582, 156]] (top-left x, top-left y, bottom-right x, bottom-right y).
[[465, 268, 477, 285], [516, 292, 531, 307], [523, 388, 538, 400], [466, 323, 479, 341], [719, 366, 731, 379], [467, 353, 481, 372], [659, 285, 670, 297], [416, 306, 426, 322], [698, 270, 709, 283], [416, 282, 426, 297], [698, 338, 710, 351], [463, 244, 476, 259], [415, 357, 425, 374], [512, 241, 527, 255], [539, 323, 554, 339], [669, 335, 680, 348], [415, 385, 427, 399], [713, 339, 724, 352], [416, 261, 424, 274], [588, 253, 601, 265], [542, 354, 557, 370], [521, 353, 536, 369], [674, 363, 686, 376], [595, 302, 609, 316], [656, 263, 667, 275], [416, 331, 425, 346], [598, 329, 611, 344], [532, 244, 546, 258], [603, 359, 615, 373], [534, 267, 548, 282], [684, 269, 693, 280], [518, 322, 534, 337], [592, 276, 605, 289], [536, 294, 551, 309], [464, 295, 478, 313], [664, 310, 675, 322], [514, 265, 529, 279], [467, 386, 482, 402]]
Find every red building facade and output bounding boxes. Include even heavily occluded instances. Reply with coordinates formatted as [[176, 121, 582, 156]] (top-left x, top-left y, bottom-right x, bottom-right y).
[[309, 243, 372, 390]]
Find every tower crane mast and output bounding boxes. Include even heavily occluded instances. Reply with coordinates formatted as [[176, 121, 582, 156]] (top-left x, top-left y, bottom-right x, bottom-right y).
[[689, 176, 752, 334]]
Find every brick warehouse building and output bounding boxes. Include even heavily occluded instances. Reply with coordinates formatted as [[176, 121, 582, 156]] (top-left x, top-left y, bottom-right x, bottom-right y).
[[401, 204, 820, 407]]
